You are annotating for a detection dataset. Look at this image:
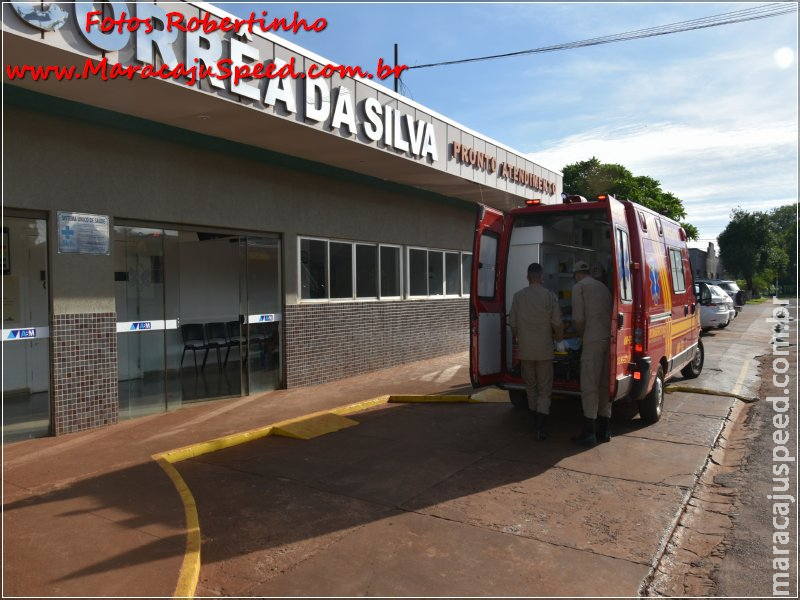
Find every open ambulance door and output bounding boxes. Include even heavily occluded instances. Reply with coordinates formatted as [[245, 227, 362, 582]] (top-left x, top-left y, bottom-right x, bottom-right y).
[[611, 223, 635, 400], [470, 205, 505, 387]]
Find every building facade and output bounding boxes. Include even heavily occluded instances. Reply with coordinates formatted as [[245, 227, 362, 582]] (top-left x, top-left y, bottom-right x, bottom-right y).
[[2, 1, 562, 441]]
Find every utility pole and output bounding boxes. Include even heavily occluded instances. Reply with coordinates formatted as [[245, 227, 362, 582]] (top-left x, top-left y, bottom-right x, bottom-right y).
[[394, 43, 399, 94]]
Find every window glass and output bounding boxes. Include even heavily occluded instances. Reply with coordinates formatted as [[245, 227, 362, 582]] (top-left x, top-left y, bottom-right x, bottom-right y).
[[477, 233, 498, 298], [669, 247, 686, 293], [461, 253, 472, 296], [329, 242, 353, 298], [380, 246, 401, 297], [445, 252, 460, 295], [409, 248, 428, 296], [429, 251, 444, 295], [616, 229, 632, 302], [356, 244, 377, 298], [300, 238, 327, 299]]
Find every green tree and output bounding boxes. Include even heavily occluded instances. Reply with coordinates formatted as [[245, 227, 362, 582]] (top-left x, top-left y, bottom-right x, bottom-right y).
[[562, 157, 698, 240], [766, 203, 798, 293], [718, 208, 788, 294]]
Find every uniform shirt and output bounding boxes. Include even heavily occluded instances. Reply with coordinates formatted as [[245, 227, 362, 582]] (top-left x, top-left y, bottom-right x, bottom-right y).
[[509, 283, 562, 361], [571, 275, 612, 344]]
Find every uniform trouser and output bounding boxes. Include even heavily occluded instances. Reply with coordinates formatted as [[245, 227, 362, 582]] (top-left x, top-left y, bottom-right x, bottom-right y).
[[580, 339, 611, 419], [521, 359, 554, 415]]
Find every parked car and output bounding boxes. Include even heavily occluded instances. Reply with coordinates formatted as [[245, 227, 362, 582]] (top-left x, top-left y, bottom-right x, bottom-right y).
[[696, 279, 744, 312], [710, 284, 736, 325], [695, 282, 733, 330]]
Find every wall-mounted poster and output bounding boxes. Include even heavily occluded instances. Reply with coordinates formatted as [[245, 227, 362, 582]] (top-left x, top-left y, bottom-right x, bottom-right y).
[[57, 212, 110, 255]]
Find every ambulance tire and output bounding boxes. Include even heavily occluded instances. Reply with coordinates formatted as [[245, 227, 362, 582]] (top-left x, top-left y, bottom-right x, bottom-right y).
[[509, 390, 529, 410], [638, 366, 664, 423], [681, 339, 704, 379]]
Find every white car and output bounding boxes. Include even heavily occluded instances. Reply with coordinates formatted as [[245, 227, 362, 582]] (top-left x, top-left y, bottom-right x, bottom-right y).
[[709, 284, 736, 325], [695, 283, 733, 331], [697, 279, 744, 312]]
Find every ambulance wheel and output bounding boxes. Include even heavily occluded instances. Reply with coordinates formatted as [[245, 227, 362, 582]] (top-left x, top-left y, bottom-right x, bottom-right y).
[[681, 339, 704, 379], [509, 390, 529, 410], [639, 366, 664, 423]]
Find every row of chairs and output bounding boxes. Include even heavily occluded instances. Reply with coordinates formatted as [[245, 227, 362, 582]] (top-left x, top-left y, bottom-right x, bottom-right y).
[[180, 321, 276, 371]]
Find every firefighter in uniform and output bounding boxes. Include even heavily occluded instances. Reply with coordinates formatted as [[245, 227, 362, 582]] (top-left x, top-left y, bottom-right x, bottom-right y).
[[570, 261, 613, 446], [509, 262, 563, 440]]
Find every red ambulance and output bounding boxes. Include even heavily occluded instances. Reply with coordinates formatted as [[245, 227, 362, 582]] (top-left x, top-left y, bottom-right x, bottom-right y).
[[470, 193, 703, 422]]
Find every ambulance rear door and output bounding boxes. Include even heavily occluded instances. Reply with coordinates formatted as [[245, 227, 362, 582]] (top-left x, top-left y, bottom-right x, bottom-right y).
[[610, 198, 635, 400], [470, 205, 506, 387]]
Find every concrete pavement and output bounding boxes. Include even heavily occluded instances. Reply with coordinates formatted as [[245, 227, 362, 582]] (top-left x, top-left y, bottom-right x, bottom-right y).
[[2, 302, 773, 597]]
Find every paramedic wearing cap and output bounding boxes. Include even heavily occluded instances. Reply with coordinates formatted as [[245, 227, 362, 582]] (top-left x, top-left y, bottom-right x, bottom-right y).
[[571, 260, 613, 446], [509, 262, 563, 440]]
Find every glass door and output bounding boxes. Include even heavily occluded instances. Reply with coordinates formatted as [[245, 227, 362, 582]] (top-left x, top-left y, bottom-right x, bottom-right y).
[[2, 217, 50, 442], [114, 226, 177, 419], [242, 237, 283, 395]]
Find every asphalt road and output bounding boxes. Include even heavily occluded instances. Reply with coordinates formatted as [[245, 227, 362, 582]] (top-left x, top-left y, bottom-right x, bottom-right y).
[[715, 300, 797, 597], [176, 304, 772, 596]]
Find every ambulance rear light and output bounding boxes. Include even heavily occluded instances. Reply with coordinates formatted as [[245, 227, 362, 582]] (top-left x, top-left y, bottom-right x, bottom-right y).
[[526, 199, 542, 206], [596, 194, 609, 201], [633, 371, 642, 380]]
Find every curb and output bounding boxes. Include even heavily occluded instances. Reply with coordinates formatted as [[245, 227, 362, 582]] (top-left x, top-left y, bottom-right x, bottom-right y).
[[152, 394, 481, 598]]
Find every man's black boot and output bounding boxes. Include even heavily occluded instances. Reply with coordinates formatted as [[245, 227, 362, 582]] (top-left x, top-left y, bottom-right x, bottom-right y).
[[571, 417, 596, 447], [534, 412, 548, 441], [597, 416, 611, 443]]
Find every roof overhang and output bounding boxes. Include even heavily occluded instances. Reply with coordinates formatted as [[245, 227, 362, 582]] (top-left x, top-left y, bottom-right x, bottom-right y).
[[2, 1, 562, 213]]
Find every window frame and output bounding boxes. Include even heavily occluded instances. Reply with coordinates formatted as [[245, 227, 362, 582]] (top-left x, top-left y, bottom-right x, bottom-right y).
[[668, 246, 687, 294]]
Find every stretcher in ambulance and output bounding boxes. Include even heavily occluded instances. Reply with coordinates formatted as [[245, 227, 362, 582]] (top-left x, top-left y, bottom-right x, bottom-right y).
[[469, 193, 703, 422]]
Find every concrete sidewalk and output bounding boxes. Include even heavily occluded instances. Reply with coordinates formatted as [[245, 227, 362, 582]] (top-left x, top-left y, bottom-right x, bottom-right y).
[[2, 352, 474, 597]]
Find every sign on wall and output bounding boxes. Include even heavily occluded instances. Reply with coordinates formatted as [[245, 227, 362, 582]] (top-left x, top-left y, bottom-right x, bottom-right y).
[[57, 211, 110, 255]]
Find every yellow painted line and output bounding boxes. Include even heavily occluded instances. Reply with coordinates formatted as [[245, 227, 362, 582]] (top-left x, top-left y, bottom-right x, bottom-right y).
[[153, 394, 393, 598], [731, 357, 751, 397], [154, 392, 488, 598], [389, 394, 476, 403], [272, 413, 359, 440], [153, 456, 201, 599]]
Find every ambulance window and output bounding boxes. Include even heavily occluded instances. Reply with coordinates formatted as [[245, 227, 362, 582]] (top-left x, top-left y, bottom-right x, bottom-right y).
[[616, 228, 632, 302], [477, 232, 498, 299], [668, 247, 686, 293]]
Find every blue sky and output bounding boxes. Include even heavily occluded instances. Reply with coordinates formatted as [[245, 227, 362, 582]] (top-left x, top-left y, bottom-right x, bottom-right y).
[[226, 2, 798, 247]]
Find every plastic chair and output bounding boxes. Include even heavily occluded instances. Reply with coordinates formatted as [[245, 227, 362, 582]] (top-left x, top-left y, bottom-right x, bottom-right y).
[[204, 322, 228, 370], [180, 324, 209, 372]]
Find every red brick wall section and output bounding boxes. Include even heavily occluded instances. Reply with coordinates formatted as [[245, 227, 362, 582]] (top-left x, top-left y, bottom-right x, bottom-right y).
[[51, 313, 119, 435], [284, 298, 469, 388]]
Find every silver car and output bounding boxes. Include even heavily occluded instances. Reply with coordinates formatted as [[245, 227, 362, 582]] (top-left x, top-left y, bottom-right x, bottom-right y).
[[695, 282, 734, 331]]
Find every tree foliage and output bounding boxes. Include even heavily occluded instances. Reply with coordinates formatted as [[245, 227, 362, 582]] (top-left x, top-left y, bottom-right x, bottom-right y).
[[562, 157, 698, 240], [718, 206, 796, 294]]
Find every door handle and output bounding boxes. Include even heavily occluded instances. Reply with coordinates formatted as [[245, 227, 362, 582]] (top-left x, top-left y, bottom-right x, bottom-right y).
[[617, 312, 624, 329]]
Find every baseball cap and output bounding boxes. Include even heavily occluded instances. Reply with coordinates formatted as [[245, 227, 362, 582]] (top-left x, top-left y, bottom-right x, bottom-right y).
[[573, 261, 590, 273]]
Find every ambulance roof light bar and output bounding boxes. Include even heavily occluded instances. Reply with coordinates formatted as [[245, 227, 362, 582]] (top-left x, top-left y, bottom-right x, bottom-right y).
[[561, 193, 587, 204], [526, 199, 542, 206]]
